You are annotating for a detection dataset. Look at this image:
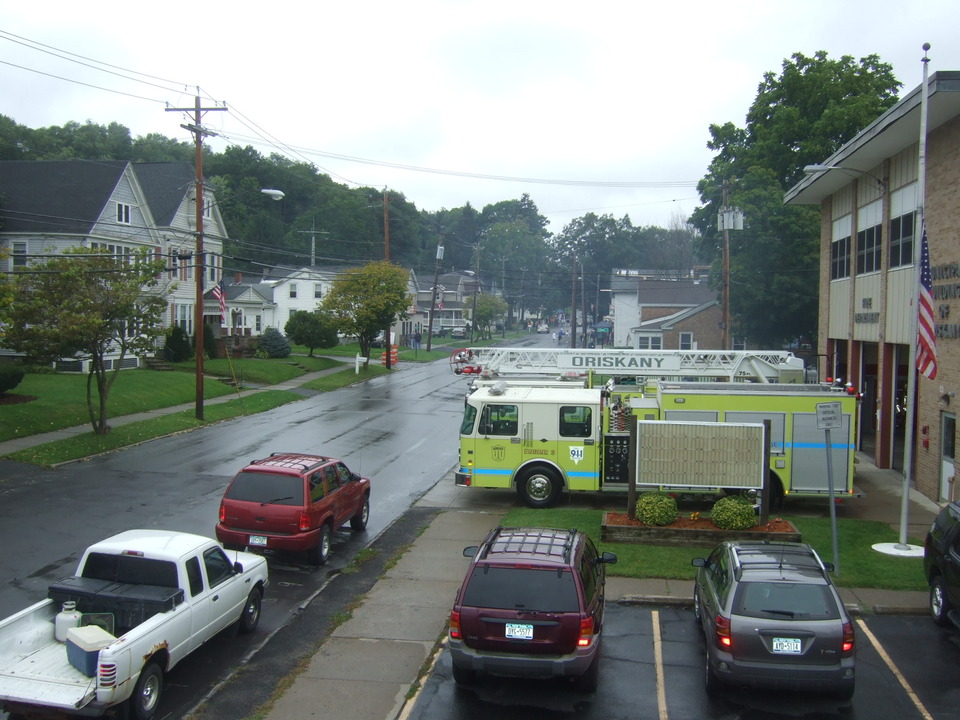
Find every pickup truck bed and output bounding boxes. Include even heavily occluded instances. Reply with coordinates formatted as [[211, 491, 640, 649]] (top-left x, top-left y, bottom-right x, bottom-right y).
[[48, 576, 184, 632], [0, 601, 97, 712]]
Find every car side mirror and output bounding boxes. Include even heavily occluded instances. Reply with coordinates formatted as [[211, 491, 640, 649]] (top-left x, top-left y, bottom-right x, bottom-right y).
[[351, 473, 361, 483], [691, 557, 707, 568], [599, 551, 617, 565], [822, 562, 835, 572], [462, 545, 479, 558], [233, 561, 244, 574]]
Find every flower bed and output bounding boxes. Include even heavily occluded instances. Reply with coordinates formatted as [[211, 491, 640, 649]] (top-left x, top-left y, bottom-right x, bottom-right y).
[[601, 512, 801, 547]]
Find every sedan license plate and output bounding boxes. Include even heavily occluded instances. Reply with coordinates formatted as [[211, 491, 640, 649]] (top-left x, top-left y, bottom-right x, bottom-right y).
[[248, 535, 268, 547], [505, 623, 533, 640], [772, 637, 802, 654]]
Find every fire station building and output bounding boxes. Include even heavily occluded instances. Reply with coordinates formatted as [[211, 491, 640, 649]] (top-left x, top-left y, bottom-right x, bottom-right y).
[[786, 70, 960, 504]]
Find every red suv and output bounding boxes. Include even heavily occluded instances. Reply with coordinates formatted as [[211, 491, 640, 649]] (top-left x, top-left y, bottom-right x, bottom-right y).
[[449, 526, 617, 692], [216, 453, 371, 565]]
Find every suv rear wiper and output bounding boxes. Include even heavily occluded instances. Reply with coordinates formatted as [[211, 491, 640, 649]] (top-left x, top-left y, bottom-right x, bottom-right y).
[[760, 608, 796, 617], [261, 496, 294, 506]]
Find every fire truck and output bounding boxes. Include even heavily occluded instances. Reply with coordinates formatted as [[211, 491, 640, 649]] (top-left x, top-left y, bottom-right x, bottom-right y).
[[453, 349, 858, 508]]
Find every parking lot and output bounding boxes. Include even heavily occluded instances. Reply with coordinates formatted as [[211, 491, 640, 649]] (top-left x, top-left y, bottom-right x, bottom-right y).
[[408, 603, 957, 719]]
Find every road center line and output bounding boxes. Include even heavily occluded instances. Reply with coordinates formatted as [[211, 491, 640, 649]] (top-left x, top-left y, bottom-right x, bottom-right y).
[[855, 617, 933, 720], [651, 609, 668, 720]]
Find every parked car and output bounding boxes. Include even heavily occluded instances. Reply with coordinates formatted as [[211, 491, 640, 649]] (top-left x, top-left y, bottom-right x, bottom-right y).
[[371, 331, 386, 348], [692, 541, 855, 700], [431, 326, 448, 337], [216, 452, 371, 565], [923, 500, 960, 628], [451, 326, 467, 339], [448, 526, 617, 692]]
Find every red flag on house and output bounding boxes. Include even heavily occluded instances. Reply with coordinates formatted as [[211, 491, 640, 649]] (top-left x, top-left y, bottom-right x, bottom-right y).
[[212, 277, 226, 323], [917, 219, 937, 380]]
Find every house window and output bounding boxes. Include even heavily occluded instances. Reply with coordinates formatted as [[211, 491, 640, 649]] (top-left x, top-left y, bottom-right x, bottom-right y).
[[856, 224, 882, 274], [889, 211, 915, 268], [255, 315, 262, 332], [289, 283, 297, 299], [637, 335, 662, 350], [314, 283, 323, 299], [12, 241, 27, 269], [208, 253, 218, 282], [831, 236, 851, 280], [679, 332, 693, 350], [177, 304, 193, 335], [116, 203, 131, 224]]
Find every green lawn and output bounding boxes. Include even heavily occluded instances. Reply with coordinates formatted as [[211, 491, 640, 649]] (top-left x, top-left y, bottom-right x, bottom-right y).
[[499, 507, 927, 591]]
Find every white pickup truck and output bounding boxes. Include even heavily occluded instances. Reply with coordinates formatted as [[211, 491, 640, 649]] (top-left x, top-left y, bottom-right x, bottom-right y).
[[0, 529, 268, 720]]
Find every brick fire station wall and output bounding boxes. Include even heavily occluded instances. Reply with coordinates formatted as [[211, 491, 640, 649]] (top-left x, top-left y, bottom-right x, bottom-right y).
[[916, 114, 960, 502]]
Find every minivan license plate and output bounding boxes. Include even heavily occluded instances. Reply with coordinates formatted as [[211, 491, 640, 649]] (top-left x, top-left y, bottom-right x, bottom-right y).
[[772, 637, 801, 654], [505, 623, 533, 640], [249, 535, 268, 546]]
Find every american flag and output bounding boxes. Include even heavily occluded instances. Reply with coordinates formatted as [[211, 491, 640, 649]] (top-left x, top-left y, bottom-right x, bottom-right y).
[[212, 277, 226, 323], [917, 219, 937, 380]]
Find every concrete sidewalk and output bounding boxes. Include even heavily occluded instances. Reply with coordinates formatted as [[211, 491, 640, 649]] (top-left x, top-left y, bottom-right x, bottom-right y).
[[258, 455, 940, 720]]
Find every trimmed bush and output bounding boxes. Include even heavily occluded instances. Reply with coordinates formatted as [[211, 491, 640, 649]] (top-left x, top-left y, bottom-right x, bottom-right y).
[[0, 365, 25, 394], [257, 327, 291, 358], [164, 325, 193, 362], [636, 492, 678, 526], [710, 495, 757, 530]]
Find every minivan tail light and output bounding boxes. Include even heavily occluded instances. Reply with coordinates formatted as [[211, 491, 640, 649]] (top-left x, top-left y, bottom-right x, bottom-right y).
[[449, 611, 461, 639], [578, 617, 595, 647], [841, 621, 854, 656], [298, 513, 311, 532], [714, 614, 732, 650], [219, 503, 226, 523]]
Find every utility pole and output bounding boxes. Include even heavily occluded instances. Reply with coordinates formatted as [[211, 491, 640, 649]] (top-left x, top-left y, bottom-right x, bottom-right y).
[[298, 218, 328, 267], [717, 181, 744, 351], [570, 261, 578, 348], [426, 239, 444, 352], [382, 189, 392, 368], [167, 94, 225, 420]]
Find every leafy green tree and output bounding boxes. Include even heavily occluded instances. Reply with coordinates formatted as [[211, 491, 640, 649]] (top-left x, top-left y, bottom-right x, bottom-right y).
[[321, 261, 410, 359], [690, 51, 901, 347], [469, 294, 509, 340], [285, 310, 339, 356], [6, 247, 170, 434]]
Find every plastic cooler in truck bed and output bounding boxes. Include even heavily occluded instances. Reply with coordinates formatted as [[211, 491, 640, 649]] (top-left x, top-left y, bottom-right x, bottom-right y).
[[49, 577, 184, 630]]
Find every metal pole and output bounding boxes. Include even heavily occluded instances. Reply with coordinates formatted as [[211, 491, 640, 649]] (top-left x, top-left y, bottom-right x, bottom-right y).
[[825, 427, 840, 575], [898, 44, 931, 549], [721, 180, 730, 351]]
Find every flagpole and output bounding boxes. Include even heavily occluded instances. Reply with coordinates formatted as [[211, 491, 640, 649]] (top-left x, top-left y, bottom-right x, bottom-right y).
[[897, 43, 931, 550]]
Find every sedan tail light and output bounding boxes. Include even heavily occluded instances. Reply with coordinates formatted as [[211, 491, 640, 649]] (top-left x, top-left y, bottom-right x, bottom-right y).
[[714, 614, 732, 650], [578, 617, 595, 647], [449, 611, 461, 639], [841, 620, 855, 656]]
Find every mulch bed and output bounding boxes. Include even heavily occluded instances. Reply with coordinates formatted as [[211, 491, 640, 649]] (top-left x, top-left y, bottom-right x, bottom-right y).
[[0, 394, 36, 406], [605, 511, 795, 534]]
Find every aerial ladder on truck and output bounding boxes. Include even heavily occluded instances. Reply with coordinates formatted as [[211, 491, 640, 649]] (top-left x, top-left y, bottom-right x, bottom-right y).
[[450, 347, 807, 384]]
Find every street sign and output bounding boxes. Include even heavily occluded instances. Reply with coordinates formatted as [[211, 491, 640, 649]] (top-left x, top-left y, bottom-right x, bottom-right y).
[[816, 401, 843, 430]]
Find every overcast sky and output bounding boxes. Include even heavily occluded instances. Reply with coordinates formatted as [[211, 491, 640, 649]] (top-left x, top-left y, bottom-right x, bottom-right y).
[[1, 1, 956, 234]]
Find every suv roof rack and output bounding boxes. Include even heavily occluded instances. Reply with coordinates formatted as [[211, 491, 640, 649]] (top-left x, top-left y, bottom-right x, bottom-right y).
[[732, 543, 829, 579], [255, 453, 330, 473], [479, 526, 579, 564]]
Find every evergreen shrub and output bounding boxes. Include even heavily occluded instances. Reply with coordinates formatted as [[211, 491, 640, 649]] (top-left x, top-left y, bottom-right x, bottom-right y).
[[710, 495, 757, 530], [636, 492, 678, 526], [257, 327, 291, 358]]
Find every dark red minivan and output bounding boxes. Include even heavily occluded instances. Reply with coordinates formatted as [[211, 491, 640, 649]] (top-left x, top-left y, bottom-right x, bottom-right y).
[[216, 453, 371, 565]]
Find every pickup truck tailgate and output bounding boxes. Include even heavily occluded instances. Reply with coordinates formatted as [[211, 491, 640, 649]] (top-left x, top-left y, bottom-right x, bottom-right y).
[[0, 642, 97, 711]]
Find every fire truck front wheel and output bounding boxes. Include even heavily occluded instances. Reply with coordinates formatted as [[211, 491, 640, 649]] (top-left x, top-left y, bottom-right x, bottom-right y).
[[516, 466, 562, 508]]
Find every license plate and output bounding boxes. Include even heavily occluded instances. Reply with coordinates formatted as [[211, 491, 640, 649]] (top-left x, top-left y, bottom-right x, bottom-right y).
[[249, 535, 268, 547], [505, 623, 533, 640], [772, 637, 802, 654]]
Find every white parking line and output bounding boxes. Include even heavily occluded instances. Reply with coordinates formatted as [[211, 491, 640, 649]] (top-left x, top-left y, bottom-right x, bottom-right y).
[[855, 617, 933, 720], [652, 609, 668, 720]]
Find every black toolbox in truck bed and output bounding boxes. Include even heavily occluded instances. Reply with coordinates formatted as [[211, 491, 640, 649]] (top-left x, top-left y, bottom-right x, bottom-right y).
[[49, 577, 184, 629]]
